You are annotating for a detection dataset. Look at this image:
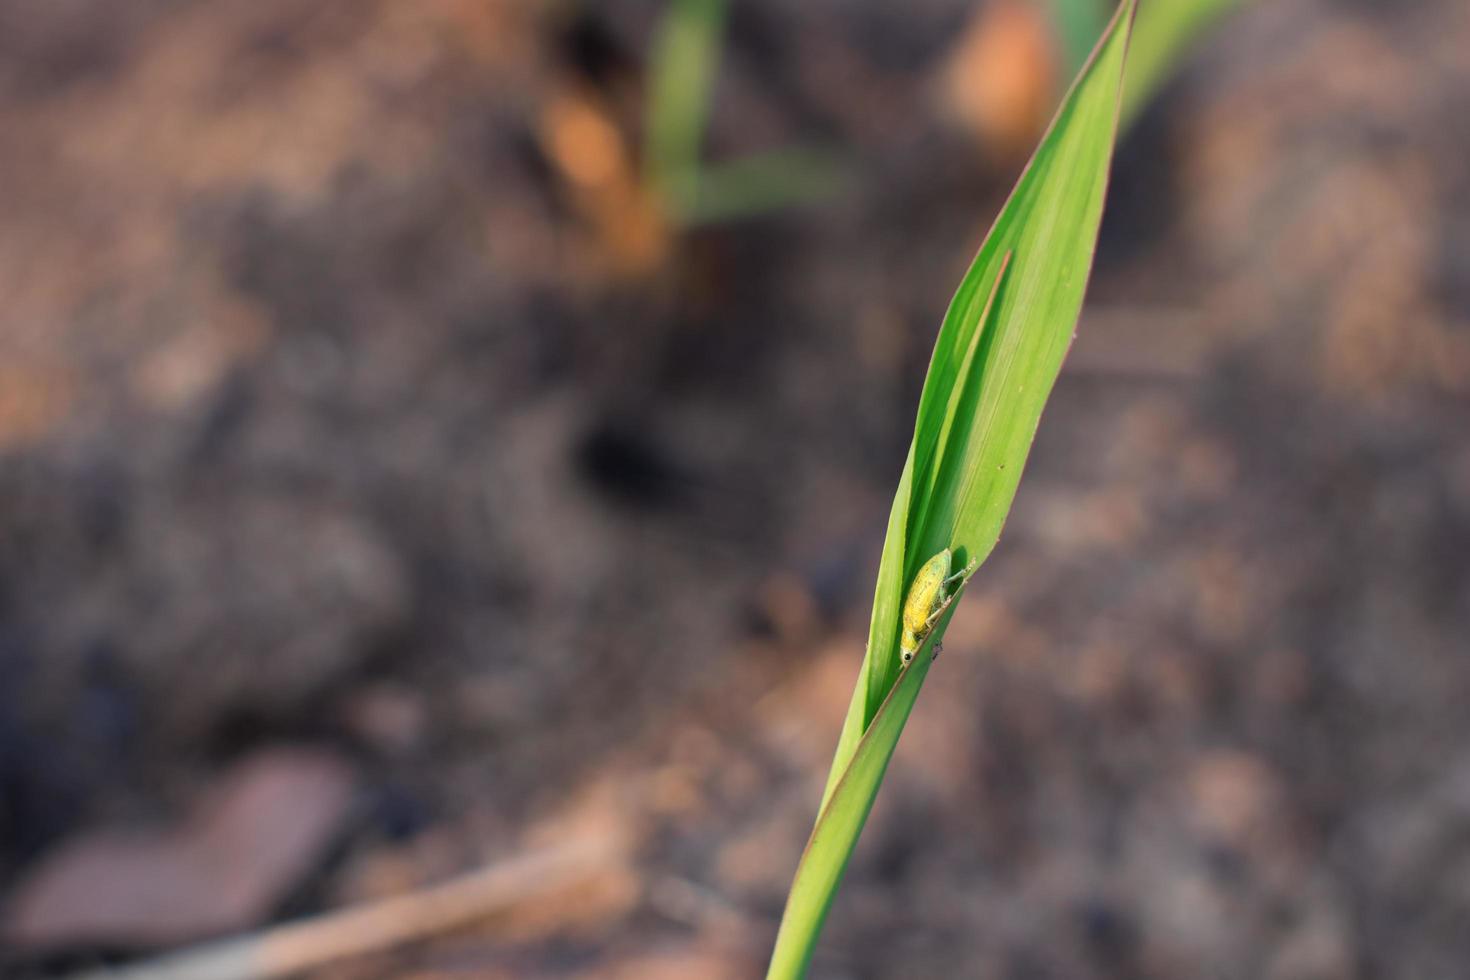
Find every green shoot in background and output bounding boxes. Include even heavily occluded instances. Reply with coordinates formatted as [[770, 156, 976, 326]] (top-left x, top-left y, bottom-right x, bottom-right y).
[[644, 0, 1239, 229], [643, 0, 727, 217], [643, 0, 846, 225], [766, 2, 1138, 977], [1045, 0, 1245, 124], [1120, 0, 1241, 122]]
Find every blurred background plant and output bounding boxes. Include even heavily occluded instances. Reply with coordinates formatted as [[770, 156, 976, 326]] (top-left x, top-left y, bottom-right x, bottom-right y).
[[644, 0, 849, 226], [1045, 0, 1244, 121], [639, 0, 1246, 229]]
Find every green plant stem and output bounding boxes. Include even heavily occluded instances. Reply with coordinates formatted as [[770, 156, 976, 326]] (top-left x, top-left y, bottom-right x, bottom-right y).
[[765, 2, 1137, 975]]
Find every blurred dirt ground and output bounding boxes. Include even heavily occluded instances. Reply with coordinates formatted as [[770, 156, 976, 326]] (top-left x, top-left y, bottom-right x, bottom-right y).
[[1, 0, 1469, 977]]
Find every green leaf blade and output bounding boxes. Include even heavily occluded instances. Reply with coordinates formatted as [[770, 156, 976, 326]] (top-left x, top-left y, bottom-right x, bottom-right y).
[[770, 2, 1137, 976], [770, 618, 948, 980], [913, 8, 1132, 573], [644, 0, 729, 215]]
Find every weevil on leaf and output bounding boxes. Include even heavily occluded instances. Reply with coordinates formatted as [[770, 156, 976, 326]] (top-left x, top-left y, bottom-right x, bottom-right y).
[[898, 548, 977, 667]]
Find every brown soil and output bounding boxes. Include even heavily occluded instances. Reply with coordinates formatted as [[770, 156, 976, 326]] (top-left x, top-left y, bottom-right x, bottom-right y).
[[2, 1, 1468, 977]]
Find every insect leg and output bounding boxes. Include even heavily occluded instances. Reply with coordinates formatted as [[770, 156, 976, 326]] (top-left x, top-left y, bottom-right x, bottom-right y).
[[941, 559, 979, 591]]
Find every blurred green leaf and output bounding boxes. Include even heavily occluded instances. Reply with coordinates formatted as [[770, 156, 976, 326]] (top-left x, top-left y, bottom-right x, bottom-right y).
[[682, 146, 851, 226], [1122, 0, 1241, 122], [645, 0, 851, 226], [1046, 0, 1242, 124], [769, 2, 1137, 976], [1048, 0, 1109, 72], [644, 0, 728, 216]]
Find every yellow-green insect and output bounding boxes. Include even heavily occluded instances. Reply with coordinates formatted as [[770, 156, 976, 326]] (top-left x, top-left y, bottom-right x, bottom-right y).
[[899, 548, 975, 667]]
